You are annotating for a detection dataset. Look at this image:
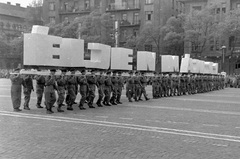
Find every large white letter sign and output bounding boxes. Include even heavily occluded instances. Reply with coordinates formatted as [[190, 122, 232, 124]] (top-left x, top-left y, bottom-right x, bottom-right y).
[[137, 51, 156, 71], [172, 56, 179, 72], [204, 62, 211, 74], [24, 33, 62, 66], [162, 55, 173, 72], [199, 60, 205, 73], [212, 63, 219, 74], [85, 43, 111, 69], [60, 38, 84, 67], [162, 55, 179, 72], [192, 59, 200, 73], [111, 48, 133, 70], [31, 25, 49, 35]]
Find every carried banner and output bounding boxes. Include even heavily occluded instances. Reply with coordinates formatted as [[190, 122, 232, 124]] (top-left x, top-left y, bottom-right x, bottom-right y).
[[24, 25, 219, 74], [24, 25, 156, 71]]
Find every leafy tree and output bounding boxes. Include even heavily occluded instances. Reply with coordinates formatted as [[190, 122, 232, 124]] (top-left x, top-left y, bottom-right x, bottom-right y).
[[0, 41, 10, 55], [136, 22, 162, 71], [162, 14, 185, 55], [77, 12, 114, 44], [26, 0, 43, 25], [184, 6, 218, 54], [10, 37, 23, 55], [46, 12, 113, 44], [217, 9, 240, 53]]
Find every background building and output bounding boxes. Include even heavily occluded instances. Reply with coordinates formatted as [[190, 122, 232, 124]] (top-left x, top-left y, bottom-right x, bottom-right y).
[[0, 2, 34, 69], [43, 0, 185, 45], [180, 0, 240, 74]]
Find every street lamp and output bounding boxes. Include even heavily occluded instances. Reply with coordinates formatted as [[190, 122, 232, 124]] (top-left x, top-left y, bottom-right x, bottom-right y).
[[221, 45, 227, 72]]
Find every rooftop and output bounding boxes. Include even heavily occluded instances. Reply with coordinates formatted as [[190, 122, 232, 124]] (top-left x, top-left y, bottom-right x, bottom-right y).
[[0, 2, 28, 19]]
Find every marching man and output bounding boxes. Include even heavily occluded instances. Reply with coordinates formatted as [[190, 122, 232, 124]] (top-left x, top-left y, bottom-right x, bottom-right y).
[[23, 74, 34, 110], [10, 68, 26, 112], [44, 69, 57, 114]]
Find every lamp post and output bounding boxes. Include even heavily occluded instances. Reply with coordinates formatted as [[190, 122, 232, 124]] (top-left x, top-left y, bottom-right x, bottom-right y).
[[221, 45, 226, 72]]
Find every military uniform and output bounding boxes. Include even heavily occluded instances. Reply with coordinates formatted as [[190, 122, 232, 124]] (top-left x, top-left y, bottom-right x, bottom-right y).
[[96, 73, 105, 107], [66, 75, 77, 110], [103, 72, 112, 106], [44, 71, 57, 114], [35, 75, 45, 108], [152, 74, 159, 99], [110, 73, 118, 105], [134, 73, 142, 101], [126, 72, 135, 102], [116, 73, 124, 104], [139, 73, 150, 100], [56, 71, 67, 112], [77, 71, 88, 109], [10, 72, 25, 111], [87, 72, 97, 108], [23, 75, 34, 110]]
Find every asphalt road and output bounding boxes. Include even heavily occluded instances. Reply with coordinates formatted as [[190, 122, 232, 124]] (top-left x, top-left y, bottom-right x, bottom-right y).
[[0, 78, 240, 159]]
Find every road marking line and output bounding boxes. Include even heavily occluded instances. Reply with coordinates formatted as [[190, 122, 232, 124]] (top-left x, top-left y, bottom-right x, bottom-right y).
[[212, 144, 228, 147], [1, 112, 240, 143], [119, 118, 133, 120], [235, 127, 240, 129], [171, 98, 240, 104], [202, 124, 220, 127], [1, 111, 240, 143], [95, 116, 108, 118], [130, 104, 240, 116]]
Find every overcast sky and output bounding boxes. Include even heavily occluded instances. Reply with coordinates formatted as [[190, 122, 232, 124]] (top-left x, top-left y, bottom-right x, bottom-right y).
[[0, 0, 33, 7]]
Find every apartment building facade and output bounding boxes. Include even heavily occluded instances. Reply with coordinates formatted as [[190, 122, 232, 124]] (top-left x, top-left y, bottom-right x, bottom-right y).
[[0, 2, 34, 69], [179, 0, 240, 74], [43, 0, 184, 45]]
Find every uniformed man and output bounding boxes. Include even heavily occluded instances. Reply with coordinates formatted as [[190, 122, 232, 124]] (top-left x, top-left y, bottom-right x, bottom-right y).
[[44, 69, 57, 114], [23, 74, 34, 110], [10, 68, 26, 112], [152, 72, 159, 99], [66, 69, 77, 111], [134, 71, 142, 101], [126, 71, 135, 102], [116, 71, 124, 104], [35, 71, 45, 108], [56, 69, 67, 112], [110, 71, 118, 105], [96, 70, 105, 107], [139, 72, 150, 101], [77, 69, 88, 110], [103, 71, 112, 106], [87, 70, 97, 108]]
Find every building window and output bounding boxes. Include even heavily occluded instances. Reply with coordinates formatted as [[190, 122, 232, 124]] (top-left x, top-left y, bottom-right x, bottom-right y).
[[133, 13, 139, 24], [121, 29, 127, 39], [145, 45, 152, 51], [49, 17, 55, 24], [122, 13, 127, 21], [64, 2, 68, 11], [192, 6, 202, 11], [145, 11, 153, 21], [94, 0, 100, 8], [222, 3, 226, 13], [49, 2, 55, 11], [111, 14, 115, 20], [237, 3, 240, 9], [85, 0, 90, 10], [133, 29, 139, 37], [134, 0, 139, 8], [73, 1, 79, 11], [145, 0, 153, 4], [122, 0, 127, 8], [216, 8, 220, 14]]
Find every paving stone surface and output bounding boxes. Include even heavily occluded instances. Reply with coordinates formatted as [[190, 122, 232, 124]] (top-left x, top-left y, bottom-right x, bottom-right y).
[[0, 79, 240, 159]]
